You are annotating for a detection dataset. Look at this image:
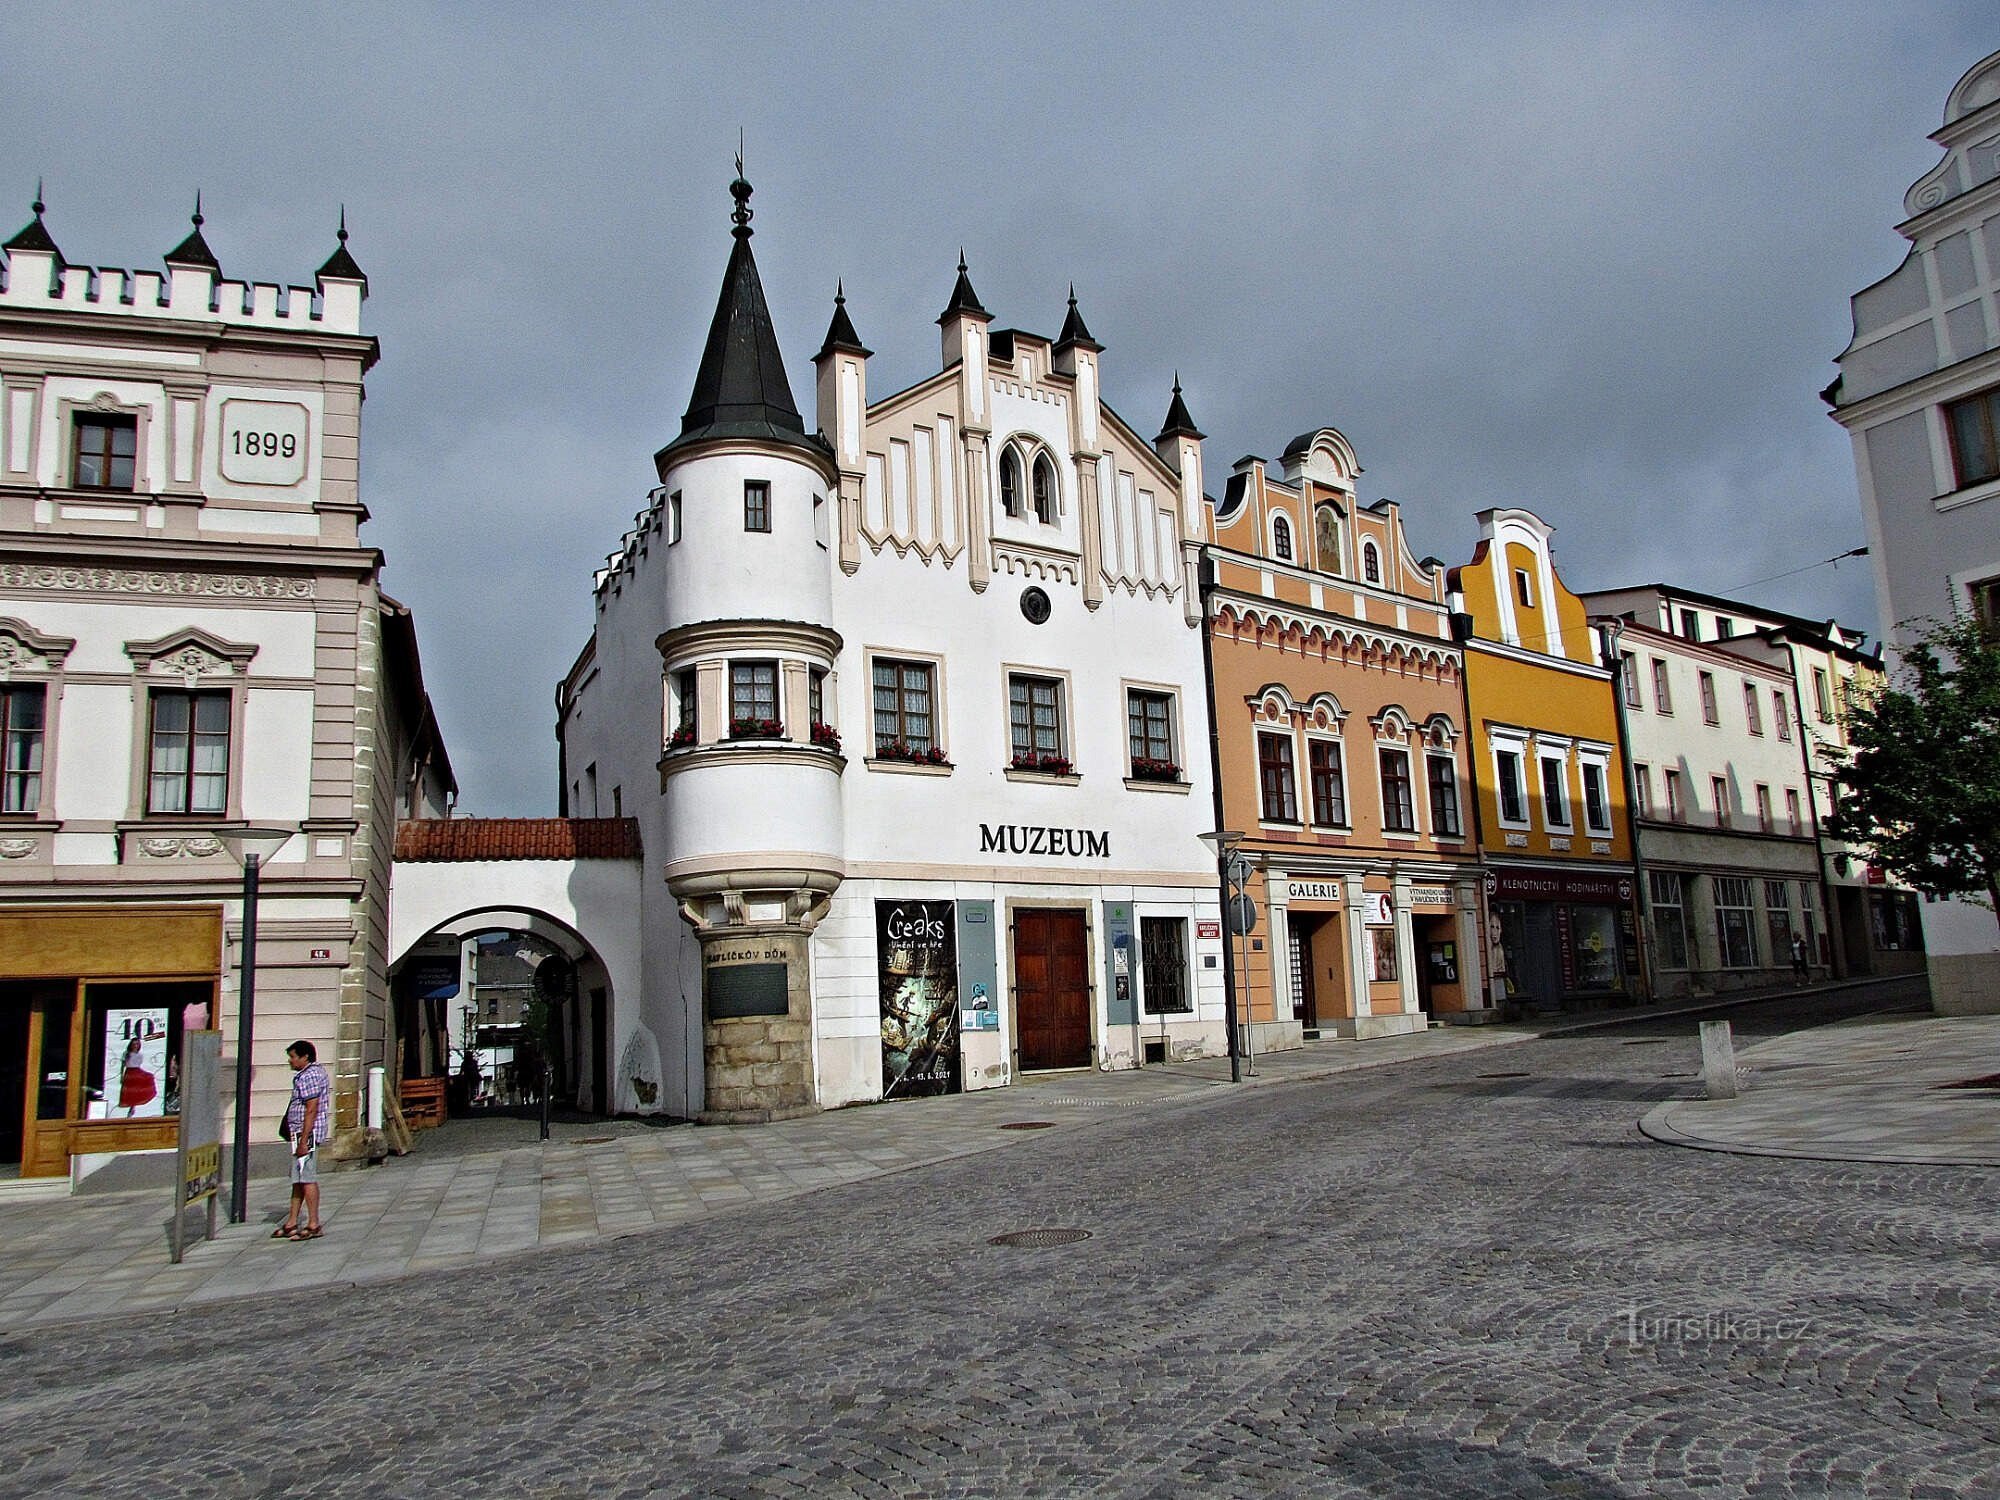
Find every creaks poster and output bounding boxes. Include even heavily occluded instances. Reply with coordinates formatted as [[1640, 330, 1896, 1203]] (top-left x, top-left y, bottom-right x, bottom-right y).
[[877, 900, 960, 1098]]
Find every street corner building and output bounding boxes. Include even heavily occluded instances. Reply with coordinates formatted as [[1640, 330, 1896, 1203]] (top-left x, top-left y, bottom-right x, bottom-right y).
[[1448, 510, 1640, 1014], [0, 197, 452, 1183], [1825, 46, 2000, 1015], [1204, 431, 1483, 1044], [548, 176, 1226, 1121]]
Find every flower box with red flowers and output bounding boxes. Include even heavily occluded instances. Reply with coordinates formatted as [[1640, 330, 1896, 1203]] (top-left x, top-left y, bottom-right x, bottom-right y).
[[667, 725, 697, 749], [809, 721, 842, 753], [729, 716, 785, 740], [874, 739, 952, 767], [1010, 751, 1074, 776], [1129, 757, 1182, 783]]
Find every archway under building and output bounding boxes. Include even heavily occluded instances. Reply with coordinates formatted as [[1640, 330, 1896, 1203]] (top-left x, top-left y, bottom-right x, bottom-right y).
[[389, 818, 647, 1130], [390, 908, 617, 1120]]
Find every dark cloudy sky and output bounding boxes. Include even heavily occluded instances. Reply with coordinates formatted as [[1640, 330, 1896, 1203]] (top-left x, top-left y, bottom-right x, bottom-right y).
[[6, 4, 1990, 812]]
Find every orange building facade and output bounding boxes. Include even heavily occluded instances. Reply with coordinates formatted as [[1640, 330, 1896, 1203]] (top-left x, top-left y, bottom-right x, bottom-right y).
[[1207, 430, 1485, 1046], [1448, 509, 1641, 1011]]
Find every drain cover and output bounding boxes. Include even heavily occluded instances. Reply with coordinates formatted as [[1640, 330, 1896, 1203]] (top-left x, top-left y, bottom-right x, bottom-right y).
[[989, 1227, 1092, 1248], [1000, 1121, 1056, 1131]]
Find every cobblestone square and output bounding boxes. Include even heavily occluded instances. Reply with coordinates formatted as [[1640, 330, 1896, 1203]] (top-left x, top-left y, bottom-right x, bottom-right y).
[[1, 991, 1992, 1498]]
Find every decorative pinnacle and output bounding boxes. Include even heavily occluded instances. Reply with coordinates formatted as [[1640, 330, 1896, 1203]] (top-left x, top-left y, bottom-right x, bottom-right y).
[[1173, 369, 1182, 394], [1068, 282, 1077, 308], [835, 278, 845, 305], [32, 178, 44, 218], [337, 203, 348, 243], [192, 189, 204, 229], [958, 247, 967, 274], [729, 158, 753, 239]]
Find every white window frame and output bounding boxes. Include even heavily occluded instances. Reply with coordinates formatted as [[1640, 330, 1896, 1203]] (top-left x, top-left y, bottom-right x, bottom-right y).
[[1492, 732, 1531, 829], [1579, 751, 1613, 836], [1536, 740, 1572, 831]]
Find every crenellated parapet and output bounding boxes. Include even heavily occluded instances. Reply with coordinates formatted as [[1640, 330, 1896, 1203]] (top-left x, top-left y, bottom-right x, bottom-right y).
[[0, 193, 367, 338]]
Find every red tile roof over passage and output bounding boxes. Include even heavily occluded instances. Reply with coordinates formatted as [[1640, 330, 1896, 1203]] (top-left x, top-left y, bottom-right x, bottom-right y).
[[395, 818, 642, 863]]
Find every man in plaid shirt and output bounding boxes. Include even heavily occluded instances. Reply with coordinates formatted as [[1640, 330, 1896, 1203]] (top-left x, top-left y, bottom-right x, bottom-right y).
[[276, 1039, 331, 1240]]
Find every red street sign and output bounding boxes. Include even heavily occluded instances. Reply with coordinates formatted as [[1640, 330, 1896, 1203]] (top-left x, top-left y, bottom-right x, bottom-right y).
[[1865, 865, 1887, 885], [1196, 921, 1222, 940]]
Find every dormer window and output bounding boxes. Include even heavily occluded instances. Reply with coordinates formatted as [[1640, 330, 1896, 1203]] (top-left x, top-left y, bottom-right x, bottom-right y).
[[1032, 454, 1056, 524], [999, 448, 1023, 517], [1272, 515, 1293, 562], [73, 413, 136, 491], [1362, 541, 1381, 585]]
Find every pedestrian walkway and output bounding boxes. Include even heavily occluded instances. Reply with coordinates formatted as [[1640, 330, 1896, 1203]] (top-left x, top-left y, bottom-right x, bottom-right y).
[[1640, 1009, 2000, 1166], [0, 976, 1920, 1333], [0, 1023, 1536, 1332]]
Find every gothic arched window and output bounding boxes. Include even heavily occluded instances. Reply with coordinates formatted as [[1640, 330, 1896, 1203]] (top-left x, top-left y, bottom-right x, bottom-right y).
[[1272, 515, 1293, 562], [1363, 541, 1381, 585], [999, 448, 1023, 517], [1032, 454, 1056, 524]]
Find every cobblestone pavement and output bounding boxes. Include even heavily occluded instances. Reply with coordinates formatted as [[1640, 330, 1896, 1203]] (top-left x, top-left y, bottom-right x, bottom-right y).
[[2, 981, 1991, 1499]]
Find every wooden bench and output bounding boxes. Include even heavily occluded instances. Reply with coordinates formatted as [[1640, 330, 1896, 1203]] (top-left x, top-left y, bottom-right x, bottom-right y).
[[399, 1076, 447, 1129]]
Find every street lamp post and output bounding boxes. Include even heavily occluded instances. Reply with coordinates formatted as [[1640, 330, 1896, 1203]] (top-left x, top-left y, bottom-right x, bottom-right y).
[[1198, 828, 1246, 1083], [221, 827, 294, 1225]]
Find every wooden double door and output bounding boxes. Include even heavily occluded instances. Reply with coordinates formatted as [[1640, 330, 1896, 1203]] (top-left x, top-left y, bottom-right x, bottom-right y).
[[1014, 908, 1091, 1072]]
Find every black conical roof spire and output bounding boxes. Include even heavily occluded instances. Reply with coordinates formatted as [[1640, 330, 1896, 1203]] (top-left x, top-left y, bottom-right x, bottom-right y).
[[1157, 373, 1204, 443], [164, 191, 219, 271], [1055, 284, 1101, 352], [5, 181, 62, 263], [317, 206, 366, 282], [815, 279, 870, 360], [937, 249, 989, 324], [663, 172, 821, 461]]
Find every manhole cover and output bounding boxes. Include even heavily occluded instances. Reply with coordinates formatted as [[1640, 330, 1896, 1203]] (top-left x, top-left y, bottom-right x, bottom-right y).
[[989, 1227, 1092, 1248], [1000, 1121, 1056, 1131], [571, 1135, 616, 1145]]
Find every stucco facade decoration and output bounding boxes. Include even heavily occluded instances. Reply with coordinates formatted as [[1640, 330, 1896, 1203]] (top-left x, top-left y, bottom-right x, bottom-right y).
[[1448, 510, 1640, 1014], [0, 198, 453, 1183], [1826, 47, 2000, 1014], [1584, 584, 1925, 989], [557, 179, 1224, 1120], [1206, 431, 1482, 1044]]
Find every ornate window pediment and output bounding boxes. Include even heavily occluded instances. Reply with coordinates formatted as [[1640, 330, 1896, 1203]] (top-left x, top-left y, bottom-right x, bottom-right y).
[[1369, 704, 1416, 741], [124, 627, 258, 683], [0, 618, 75, 680]]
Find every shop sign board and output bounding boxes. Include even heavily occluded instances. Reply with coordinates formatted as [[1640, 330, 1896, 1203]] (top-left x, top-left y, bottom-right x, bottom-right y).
[[1409, 885, 1455, 907], [877, 900, 961, 1098], [1285, 880, 1343, 903], [171, 1029, 222, 1264], [1362, 892, 1395, 927], [1484, 867, 1636, 905]]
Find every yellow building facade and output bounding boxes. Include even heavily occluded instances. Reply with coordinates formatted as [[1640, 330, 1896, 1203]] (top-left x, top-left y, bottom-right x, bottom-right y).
[[1449, 509, 1642, 1010]]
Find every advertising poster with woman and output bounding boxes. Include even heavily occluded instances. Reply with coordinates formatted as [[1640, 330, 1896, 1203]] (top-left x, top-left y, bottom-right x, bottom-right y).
[[876, 900, 960, 1098], [98, 1007, 170, 1119]]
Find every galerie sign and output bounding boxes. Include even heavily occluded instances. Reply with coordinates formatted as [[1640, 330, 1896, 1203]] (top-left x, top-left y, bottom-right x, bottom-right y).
[[877, 900, 961, 1099], [1285, 880, 1344, 902]]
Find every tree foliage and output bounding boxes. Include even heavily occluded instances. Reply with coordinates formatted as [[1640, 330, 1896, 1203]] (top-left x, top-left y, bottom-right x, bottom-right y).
[[1823, 615, 2000, 910]]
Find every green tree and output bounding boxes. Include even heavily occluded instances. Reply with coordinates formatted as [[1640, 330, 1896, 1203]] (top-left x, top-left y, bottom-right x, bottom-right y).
[[1823, 614, 2000, 911]]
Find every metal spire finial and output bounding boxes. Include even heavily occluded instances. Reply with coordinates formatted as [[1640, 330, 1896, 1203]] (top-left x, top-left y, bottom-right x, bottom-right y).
[[337, 204, 348, 244], [957, 247, 967, 274], [32, 178, 44, 218], [835, 277, 845, 304], [192, 189, 204, 229]]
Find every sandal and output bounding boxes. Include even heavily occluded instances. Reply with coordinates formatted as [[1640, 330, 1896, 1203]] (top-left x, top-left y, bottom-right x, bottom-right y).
[[290, 1226, 323, 1241], [271, 1225, 297, 1239]]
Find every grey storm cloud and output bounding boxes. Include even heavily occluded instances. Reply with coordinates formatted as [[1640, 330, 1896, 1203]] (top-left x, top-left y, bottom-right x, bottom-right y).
[[3, 1, 1987, 812]]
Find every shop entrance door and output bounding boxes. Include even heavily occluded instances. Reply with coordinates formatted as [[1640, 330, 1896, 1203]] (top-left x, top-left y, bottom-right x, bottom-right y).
[[2, 982, 75, 1179], [1015, 909, 1090, 1071], [1519, 904, 1562, 1008], [1287, 916, 1322, 1031]]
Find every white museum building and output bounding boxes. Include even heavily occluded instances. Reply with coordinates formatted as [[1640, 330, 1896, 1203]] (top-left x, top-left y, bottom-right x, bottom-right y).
[[551, 176, 1227, 1120]]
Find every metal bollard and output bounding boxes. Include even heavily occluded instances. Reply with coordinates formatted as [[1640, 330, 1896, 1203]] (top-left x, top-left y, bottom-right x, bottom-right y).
[[1699, 1019, 1739, 1100]]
